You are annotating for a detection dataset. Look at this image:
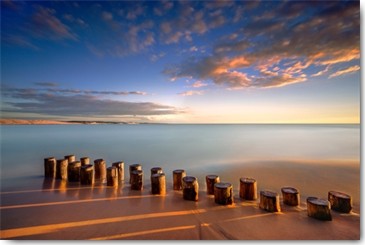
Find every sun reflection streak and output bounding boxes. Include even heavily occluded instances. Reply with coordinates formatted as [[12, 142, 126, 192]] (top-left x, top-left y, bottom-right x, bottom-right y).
[[89, 225, 197, 240]]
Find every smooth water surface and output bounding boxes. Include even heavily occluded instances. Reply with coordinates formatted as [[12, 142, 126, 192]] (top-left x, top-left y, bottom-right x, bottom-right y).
[[1, 124, 360, 181]]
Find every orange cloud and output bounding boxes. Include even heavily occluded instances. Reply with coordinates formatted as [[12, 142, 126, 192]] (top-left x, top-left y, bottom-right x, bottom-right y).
[[329, 65, 360, 78]]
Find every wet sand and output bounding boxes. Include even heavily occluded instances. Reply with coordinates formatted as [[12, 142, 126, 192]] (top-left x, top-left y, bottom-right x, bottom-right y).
[[0, 160, 360, 240]]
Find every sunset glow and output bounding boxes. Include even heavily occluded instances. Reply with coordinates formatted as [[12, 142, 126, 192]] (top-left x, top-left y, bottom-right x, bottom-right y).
[[1, 0, 360, 123]]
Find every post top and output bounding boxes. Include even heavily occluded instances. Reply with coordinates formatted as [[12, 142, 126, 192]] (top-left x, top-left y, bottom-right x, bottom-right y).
[[260, 190, 279, 197], [206, 174, 219, 179], [183, 176, 197, 183], [329, 190, 351, 199], [130, 163, 141, 168], [240, 177, 256, 183], [81, 164, 94, 170], [307, 197, 330, 206], [215, 182, 232, 189], [131, 169, 143, 175], [94, 159, 105, 164], [152, 172, 165, 178], [281, 187, 299, 194], [173, 169, 185, 174], [112, 161, 124, 166], [69, 161, 81, 167]]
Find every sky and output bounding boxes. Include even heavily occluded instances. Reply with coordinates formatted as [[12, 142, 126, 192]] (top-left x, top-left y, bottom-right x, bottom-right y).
[[1, 0, 361, 123]]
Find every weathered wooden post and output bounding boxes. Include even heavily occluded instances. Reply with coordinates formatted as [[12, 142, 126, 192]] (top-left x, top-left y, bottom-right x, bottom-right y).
[[129, 164, 142, 184], [151, 173, 166, 195], [112, 161, 124, 182], [173, 169, 186, 190], [80, 164, 94, 185], [307, 197, 332, 221], [239, 177, 257, 200], [214, 182, 233, 205], [56, 159, 68, 180], [328, 191, 352, 213], [64, 155, 76, 163], [94, 159, 106, 183], [259, 190, 281, 212], [44, 157, 56, 178], [182, 176, 199, 201], [107, 166, 118, 187], [130, 170, 143, 190], [68, 161, 81, 182], [80, 157, 90, 166], [281, 187, 300, 206], [206, 175, 220, 195]]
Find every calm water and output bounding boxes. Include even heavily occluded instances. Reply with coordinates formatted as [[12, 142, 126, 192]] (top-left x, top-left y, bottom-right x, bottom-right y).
[[0, 124, 360, 182]]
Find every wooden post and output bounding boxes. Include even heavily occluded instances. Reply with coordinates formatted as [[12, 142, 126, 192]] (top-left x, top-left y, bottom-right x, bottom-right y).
[[206, 175, 220, 195], [80, 157, 90, 166], [182, 176, 198, 201], [259, 190, 281, 212], [94, 159, 106, 183], [328, 191, 352, 213], [173, 169, 186, 190], [130, 170, 143, 190], [80, 164, 94, 185], [64, 155, 76, 163], [129, 164, 142, 184], [56, 159, 68, 180], [112, 161, 124, 182], [44, 157, 56, 178], [151, 173, 166, 195], [281, 187, 300, 206], [214, 182, 233, 205], [68, 161, 81, 182], [307, 197, 332, 221], [107, 166, 118, 187], [239, 177, 257, 200]]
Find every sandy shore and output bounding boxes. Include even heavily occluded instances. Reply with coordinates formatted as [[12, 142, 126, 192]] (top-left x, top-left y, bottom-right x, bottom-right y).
[[0, 160, 360, 240]]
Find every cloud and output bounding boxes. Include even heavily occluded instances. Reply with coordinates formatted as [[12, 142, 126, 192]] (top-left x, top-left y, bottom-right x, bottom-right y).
[[34, 82, 59, 87], [2, 35, 39, 50], [101, 11, 113, 21], [328, 65, 360, 79], [191, 81, 207, 88], [31, 6, 77, 41], [178, 90, 204, 96], [164, 1, 359, 89], [2, 86, 182, 117]]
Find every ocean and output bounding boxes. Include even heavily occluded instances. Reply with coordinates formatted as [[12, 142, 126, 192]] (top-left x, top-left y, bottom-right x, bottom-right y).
[[0, 124, 359, 178]]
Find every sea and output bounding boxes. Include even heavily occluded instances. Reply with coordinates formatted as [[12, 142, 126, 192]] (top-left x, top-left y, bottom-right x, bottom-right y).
[[1, 124, 360, 181]]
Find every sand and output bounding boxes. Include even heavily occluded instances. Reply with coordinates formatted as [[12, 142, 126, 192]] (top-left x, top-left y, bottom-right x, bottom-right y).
[[0, 160, 360, 240]]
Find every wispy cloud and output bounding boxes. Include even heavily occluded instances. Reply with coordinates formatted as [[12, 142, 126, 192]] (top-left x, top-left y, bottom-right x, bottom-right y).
[[31, 6, 77, 41], [178, 90, 204, 96], [34, 82, 59, 87], [328, 65, 360, 79], [191, 81, 208, 88], [2, 86, 183, 117]]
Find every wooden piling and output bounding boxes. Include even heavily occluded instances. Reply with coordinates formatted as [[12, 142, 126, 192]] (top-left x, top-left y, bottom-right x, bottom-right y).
[[151, 167, 163, 175], [129, 164, 142, 184], [307, 197, 332, 221], [206, 175, 220, 195], [112, 161, 124, 182], [182, 176, 198, 201], [64, 155, 76, 163], [173, 169, 186, 190], [214, 182, 233, 205], [56, 159, 68, 180], [281, 187, 300, 206], [259, 190, 281, 212], [107, 166, 118, 187], [328, 191, 352, 213], [151, 173, 166, 195], [239, 177, 257, 200], [68, 161, 81, 182], [44, 157, 56, 178], [94, 159, 106, 183], [80, 164, 94, 185], [80, 157, 90, 166], [130, 170, 143, 190]]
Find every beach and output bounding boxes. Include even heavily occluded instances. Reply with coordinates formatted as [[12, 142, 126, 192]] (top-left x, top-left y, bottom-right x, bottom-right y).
[[0, 124, 360, 240], [0, 160, 360, 240]]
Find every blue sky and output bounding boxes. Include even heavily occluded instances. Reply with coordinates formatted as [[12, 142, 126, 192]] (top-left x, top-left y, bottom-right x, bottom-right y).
[[1, 0, 360, 123]]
